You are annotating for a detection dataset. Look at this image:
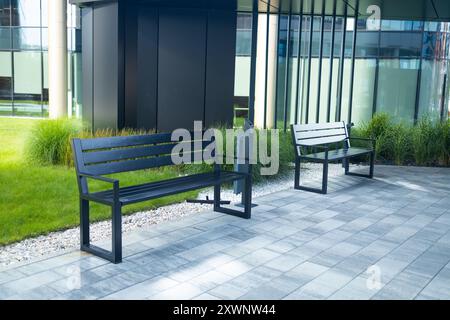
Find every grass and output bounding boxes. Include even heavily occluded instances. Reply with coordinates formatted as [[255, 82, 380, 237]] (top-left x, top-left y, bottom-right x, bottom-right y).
[[0, 118, 200, 246], [354, 113, 450, 167]]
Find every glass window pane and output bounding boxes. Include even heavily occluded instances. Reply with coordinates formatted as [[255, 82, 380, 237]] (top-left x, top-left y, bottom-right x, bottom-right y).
[[0, 51, 12, 115], [376, 59, 418, 123], [380, 31, 422, 58], [42, 50, 47, 88], [12, 0, 41, 27], [12, 27, 41, 50], [0, 26, 10, 49], [0, 0, 11, 26], [275, 14, 288, 128], [418, 60, 447, 120], [13, 51, 42, 115], [41, 0, 47, 27], [351, 59, 376, 125], [0, 50, 11, 76], [0, 76, 12, 115], [236, 13, 252, 56]]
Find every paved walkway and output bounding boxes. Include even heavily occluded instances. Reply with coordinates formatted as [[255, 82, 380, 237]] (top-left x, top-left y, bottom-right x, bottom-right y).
[[0, 165, 449, 300]]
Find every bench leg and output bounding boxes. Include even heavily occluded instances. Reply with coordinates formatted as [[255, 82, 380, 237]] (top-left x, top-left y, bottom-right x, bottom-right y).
[[294, 158, 301, 189], [294, 159, 328, 195], [214, 177, 252, 219], [345, 153, 375, 179], [111, 202, 122, 263], [80, 198, 90, 247], [80, 200, 123, 264]]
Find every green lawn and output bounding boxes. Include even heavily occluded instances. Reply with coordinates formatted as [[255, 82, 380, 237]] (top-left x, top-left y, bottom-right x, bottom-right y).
[[0, 118, 199, 245]]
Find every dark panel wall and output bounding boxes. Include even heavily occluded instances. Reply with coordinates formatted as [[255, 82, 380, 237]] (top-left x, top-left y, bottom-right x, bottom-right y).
[[124, 4, 138, 128], [79, 0, 237, 132], [81, 7, 93, 126], [157, 8, 207, 132], [92, 2, 121, 130], [204, 10, 237, 127], [136, 7, 158, 130]]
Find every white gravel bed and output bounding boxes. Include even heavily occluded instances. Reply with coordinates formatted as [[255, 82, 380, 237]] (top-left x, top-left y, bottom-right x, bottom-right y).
[[0, 163, 345, 267]]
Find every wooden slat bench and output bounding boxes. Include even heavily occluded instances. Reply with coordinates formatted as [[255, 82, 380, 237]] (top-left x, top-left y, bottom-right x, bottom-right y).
[[291, 122, 375, 194], [72, 133, 252, 263]]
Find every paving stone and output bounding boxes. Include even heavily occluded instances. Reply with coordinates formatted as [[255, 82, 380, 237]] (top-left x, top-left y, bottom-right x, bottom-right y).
[[1, 166, 449, 300]]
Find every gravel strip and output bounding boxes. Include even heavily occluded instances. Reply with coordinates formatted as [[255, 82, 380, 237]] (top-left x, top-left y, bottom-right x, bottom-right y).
[[0, 163, 345, 266]]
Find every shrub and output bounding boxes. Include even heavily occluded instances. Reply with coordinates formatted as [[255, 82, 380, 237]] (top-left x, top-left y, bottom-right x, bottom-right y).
[[26, 119, 82, 166], [411, 118, 450, 166], [355, 114, 450, 167], [362, 113, 392, 141], [180, 127, 294, 184], [26, 119, 150, 167], [382, 123, 412, 165]]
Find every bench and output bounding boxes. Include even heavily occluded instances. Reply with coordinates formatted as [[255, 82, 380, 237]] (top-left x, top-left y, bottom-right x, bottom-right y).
[[291, 122, 375, 194], [72, 133, 252, 263]]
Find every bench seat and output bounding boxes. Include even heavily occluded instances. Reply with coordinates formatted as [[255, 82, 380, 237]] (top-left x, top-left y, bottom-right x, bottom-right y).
[[291, 122, 375, 194], [72, 132, 252, 263], [301, 147, 373, 162], [88, 171, 246, 205]]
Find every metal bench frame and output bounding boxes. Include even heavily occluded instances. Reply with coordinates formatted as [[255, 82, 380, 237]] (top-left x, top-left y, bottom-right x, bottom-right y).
[[291, 122, 375, 195], [72, 133, 252, 264]]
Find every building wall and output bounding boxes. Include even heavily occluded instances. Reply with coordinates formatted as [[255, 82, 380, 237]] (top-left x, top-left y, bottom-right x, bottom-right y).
[[80, 0, 237, 132], [234, 13, 450, 128], [0, 0, 81, 117]]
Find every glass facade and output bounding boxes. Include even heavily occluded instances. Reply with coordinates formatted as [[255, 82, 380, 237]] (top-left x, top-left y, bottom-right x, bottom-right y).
[[235, 5, 450, 128], [0, 0, 81, 117]]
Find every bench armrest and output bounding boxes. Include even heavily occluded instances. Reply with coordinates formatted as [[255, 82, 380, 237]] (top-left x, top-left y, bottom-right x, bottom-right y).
[[79, 173, 119, 185], [79, 173, 120, 200]]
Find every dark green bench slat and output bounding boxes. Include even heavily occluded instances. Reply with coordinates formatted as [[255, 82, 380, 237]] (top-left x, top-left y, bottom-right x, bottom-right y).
[[295, 128, 347, 140], [83, 141, 211, 165], [91, 171, 245, 205], [301, 148, 372, 161], [97, 172, 218, 198], [72, 133, 252, 264], [80, 133, 174, 151], [84, 155, 175, 175]]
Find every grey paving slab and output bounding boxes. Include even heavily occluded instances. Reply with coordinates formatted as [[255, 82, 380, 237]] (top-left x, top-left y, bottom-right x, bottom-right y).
[[1, 166, 449, 300]]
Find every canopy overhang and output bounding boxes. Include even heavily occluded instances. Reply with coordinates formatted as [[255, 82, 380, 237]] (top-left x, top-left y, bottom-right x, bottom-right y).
[[71, 0, 450, 21]]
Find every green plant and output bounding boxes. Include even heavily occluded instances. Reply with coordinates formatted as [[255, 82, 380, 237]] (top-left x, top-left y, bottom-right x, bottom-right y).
[[0, 118, 199, 245], [26, 119, 153, 167], [361, 113, 392, 141], [383, 123, 412, 165], [411, 118, 450, 166], [26, 118, 82, 166]]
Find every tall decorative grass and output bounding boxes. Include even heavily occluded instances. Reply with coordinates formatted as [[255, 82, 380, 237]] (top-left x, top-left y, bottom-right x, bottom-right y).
[[26, 119, 151, 167], [356, 113, 449, 167], [26, 119, 82, 166]]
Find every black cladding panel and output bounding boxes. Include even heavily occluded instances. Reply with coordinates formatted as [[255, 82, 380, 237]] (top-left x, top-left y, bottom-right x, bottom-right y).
[[204, 10, 237, 128], [157, 8, 207, 132], [136, 7, 159, 130], [81, 7, 93, 127], [92, 2, 120, 130]]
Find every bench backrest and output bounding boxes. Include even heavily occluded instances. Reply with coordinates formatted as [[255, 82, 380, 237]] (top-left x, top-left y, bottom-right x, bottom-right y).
[[291, 121, 349, 150], [72, 133, 212, 176]]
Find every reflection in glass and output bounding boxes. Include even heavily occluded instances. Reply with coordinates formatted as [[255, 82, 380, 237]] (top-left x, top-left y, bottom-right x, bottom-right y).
[[12, 27, 41, 50], [419, 60, 447, 120], [377, 59, 419, 123], [0, 0, 11, 26], [13, 51, 42, 116], [12, 0, 41, 27], [0, 26, 10, 49]]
